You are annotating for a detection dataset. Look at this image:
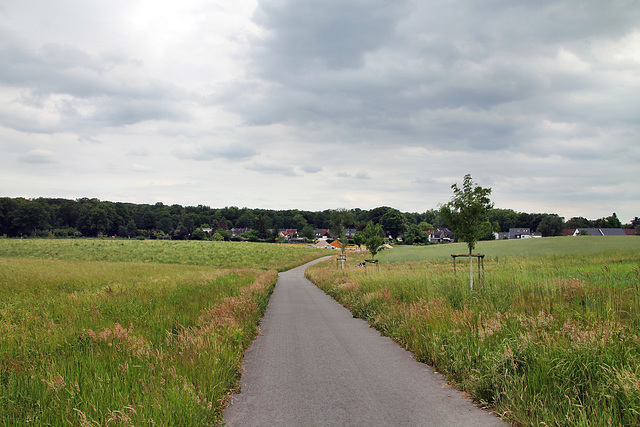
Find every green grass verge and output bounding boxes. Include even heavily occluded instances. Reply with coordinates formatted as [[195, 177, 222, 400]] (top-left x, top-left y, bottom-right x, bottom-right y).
[[307, 239, 640, 426]]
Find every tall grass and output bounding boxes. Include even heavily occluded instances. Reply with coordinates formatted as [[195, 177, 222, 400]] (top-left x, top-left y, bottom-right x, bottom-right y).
[[0, 239, 325, 271], [0, 238, 321, 425], [381, 236, 640, 262], [307, 245, 640, 426]]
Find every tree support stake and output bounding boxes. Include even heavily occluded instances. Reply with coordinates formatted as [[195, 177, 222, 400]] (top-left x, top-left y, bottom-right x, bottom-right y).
[[451, 254, 484, 288]]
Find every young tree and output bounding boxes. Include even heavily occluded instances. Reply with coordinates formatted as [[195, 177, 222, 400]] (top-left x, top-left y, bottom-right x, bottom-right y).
[[364, 221, 384, 259], [339, 228, 348, 255], [337, 227, 349, 268], [440, 174, 493, 289], [353, 231, 366, 253]]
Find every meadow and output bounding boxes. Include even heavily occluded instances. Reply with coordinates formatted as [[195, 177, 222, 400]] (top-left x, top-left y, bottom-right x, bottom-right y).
[[380, 235, 640, 262], [0, 239, 324, 425], [307, 237, 640, 426], [0, 238, 325, 272]]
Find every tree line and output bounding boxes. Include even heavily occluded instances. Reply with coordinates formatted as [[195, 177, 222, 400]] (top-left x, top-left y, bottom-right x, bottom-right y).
[[0, 197, 637, 241]]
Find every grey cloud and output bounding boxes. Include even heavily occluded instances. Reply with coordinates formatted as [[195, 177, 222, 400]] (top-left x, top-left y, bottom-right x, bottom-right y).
[[220, 0, 640, 156], [337, 171, 370, 180], [412, 177, 442, 191], [127, 148, 150, 157], [96, 100, 187, 127], [18, 149, 56, 164], [0, 37, 189, 131], [404, 0, 640, 55], [253, 0, 409, 73], [174, 144, 259, 162], [246, 162, 300, 177], [0, 95, 187, 134], [38, 43, 95, 70], [1, 41, 128, 97], [77, 136, 102, 145], [301, 165, 322, 173]]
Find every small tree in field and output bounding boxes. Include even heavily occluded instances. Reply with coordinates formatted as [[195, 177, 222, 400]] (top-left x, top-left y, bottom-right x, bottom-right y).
[[339, 228, 348, 257], [364, 221, 384, 260], [353, 232, 365, 253], [440, 174, 493, 289], [335, 228, 349, 268]]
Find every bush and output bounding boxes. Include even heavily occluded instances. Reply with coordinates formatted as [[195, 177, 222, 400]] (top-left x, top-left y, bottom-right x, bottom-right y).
[[190, 229, 208, 241], [53, 227, 80, 238]]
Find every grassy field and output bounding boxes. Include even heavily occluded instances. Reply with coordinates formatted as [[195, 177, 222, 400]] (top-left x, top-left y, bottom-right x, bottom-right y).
[[379, 235, 640, 262], [0, 239, 325, 425], [307, 237, 640, 426], [0, 238, 325, 272]]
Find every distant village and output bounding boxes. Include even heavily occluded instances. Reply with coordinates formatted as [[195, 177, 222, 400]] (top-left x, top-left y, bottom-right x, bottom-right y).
[[496, 227, 634, 239], [200, 227, 458, 245], [199, 226, 636, 249]]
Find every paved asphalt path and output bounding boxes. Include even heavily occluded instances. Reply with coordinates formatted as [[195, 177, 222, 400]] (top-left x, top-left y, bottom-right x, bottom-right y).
[[224, 257, 506, 426]]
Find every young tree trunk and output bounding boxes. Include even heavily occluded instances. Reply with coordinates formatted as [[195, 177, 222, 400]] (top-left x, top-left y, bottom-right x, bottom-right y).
[[469, 254, 474, 291]]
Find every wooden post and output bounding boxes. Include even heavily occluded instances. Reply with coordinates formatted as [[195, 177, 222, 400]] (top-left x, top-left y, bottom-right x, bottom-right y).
[[451, 254, 485, 289], [365, 259, 379, 273], [469, 255, 473, 291]]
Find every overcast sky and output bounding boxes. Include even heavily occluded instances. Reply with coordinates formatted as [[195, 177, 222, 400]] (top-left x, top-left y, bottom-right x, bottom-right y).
[[1, 0, 639, 222]]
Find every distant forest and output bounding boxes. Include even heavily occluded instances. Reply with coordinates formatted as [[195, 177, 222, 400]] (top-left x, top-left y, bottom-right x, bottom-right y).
[[0, 197, 637, 240]]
